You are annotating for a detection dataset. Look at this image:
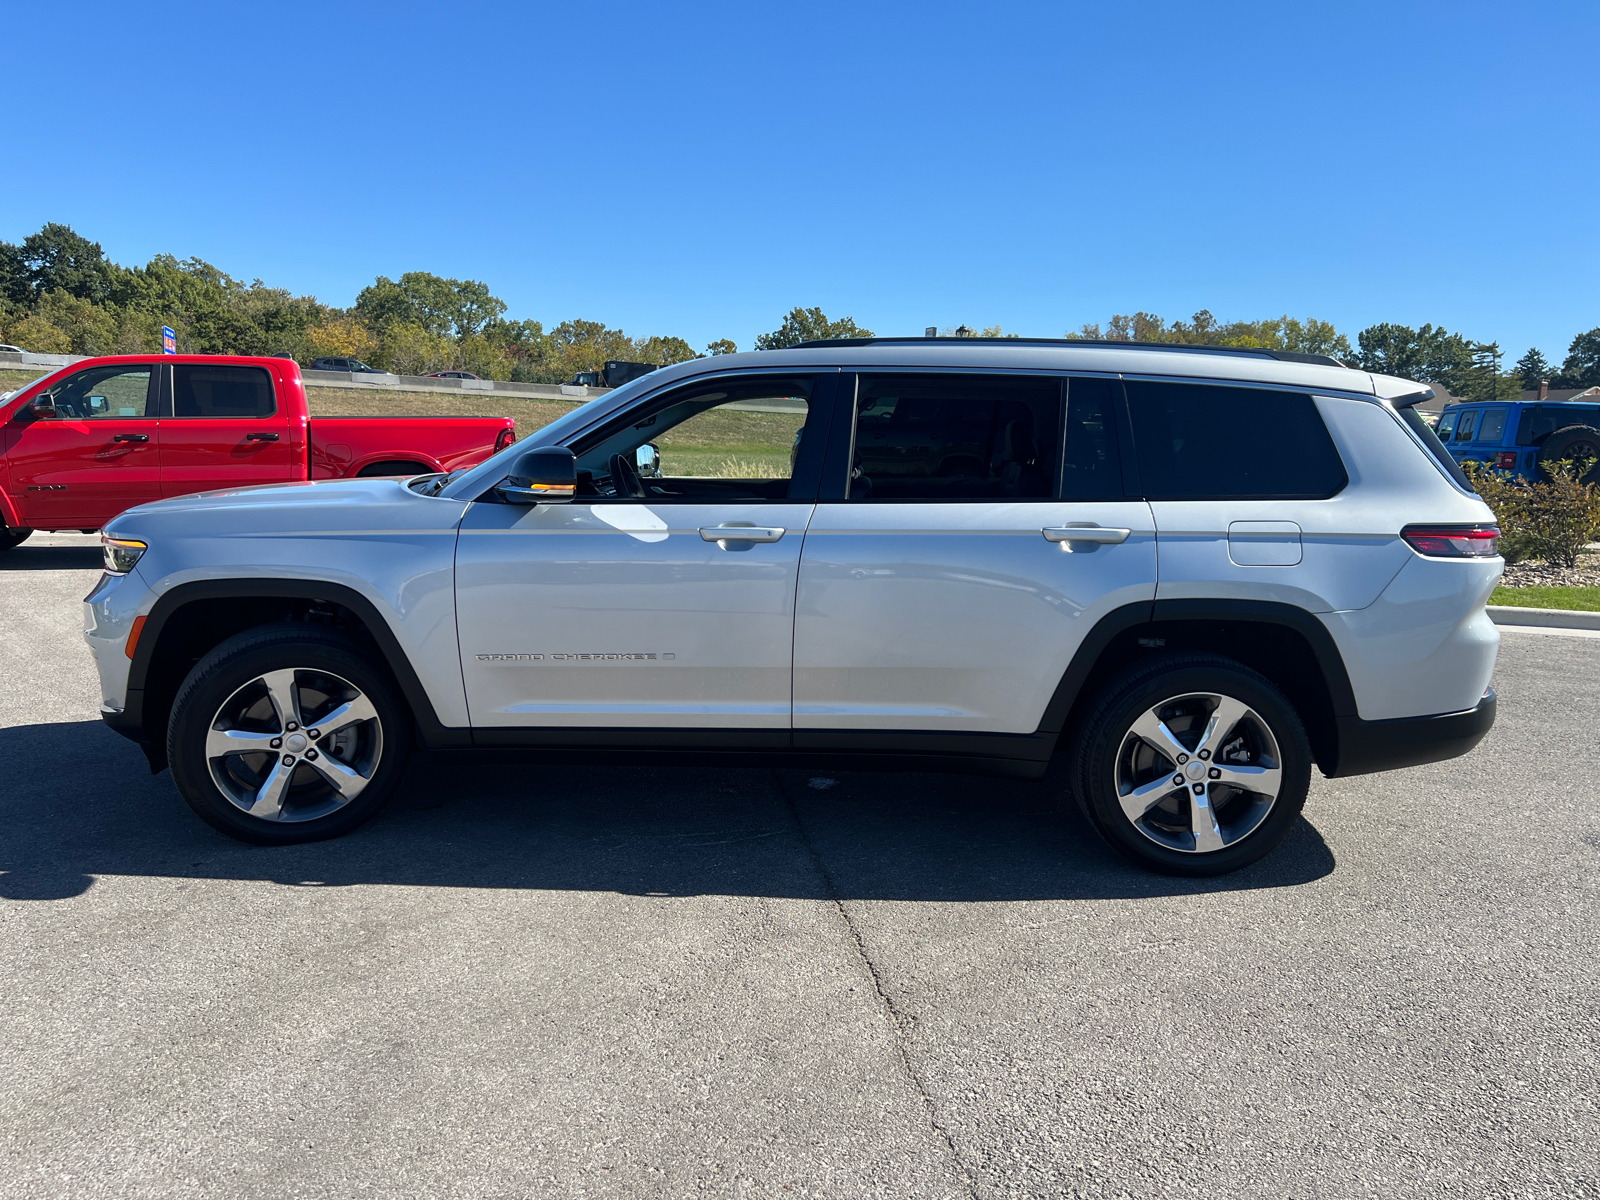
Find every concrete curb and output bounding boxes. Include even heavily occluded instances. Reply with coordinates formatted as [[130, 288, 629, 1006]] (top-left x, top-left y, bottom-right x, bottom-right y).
[[1488, 604, 1600, 631]]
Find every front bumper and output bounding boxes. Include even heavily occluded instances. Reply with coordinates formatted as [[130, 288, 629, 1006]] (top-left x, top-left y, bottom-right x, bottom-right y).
[[1327, 689, 1496, 778]]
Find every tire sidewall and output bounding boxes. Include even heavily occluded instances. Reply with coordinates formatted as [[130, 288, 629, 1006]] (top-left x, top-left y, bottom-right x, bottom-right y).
[[168, 630, 411, 845], [1075, 659, 1312, 876]]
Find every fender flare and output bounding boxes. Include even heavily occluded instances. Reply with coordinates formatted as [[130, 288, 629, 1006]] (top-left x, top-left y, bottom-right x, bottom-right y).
[[122, 578, 469, 751], [0, 485, 21, 529], [343, 452, 446, 478]]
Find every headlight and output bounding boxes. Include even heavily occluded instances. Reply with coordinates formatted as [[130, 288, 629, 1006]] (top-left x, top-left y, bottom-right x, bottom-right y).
[[101, 535, 148, 575]]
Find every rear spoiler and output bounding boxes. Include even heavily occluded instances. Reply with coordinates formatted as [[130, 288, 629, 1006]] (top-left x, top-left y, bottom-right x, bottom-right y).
[[1388, 388, 1435, 410]]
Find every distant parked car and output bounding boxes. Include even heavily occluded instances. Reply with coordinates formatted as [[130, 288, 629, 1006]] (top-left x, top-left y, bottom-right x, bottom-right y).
[[427, 371, 480, 379], [310, 357, 385, 374], [0, 344, 24, 354], [1435, 393, 1600, 485]]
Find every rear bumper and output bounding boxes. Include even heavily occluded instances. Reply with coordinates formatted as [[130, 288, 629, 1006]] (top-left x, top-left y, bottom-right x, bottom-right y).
[[1327, 690, 1496, 778]]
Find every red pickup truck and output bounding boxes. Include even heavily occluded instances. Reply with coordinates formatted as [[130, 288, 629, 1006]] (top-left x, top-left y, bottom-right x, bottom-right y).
[[0, 354, 516, 546]]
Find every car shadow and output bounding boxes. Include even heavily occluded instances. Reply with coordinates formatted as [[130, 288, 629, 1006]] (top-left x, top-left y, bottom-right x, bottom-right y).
[[0, 543, 103, 571], [0, 721, 1335, 902]]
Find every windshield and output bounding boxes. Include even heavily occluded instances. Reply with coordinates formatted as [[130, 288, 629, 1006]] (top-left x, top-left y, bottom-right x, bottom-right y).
[[437, 370, 667, 501]]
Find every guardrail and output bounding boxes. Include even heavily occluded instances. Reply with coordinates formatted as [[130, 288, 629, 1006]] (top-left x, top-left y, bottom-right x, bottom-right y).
[[0, 353, 609, 403]]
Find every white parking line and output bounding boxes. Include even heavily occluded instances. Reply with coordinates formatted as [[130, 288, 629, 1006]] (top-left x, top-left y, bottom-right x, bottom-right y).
[[1495, 623, 1600, 639]]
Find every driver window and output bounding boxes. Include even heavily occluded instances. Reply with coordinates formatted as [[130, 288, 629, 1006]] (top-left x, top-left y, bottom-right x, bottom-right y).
[[46, 366, 154, 419], [578, 376, 815, 502]]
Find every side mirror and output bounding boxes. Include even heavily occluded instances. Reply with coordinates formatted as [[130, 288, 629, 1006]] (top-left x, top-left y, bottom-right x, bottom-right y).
[[30, 393, 57, 419], [635, 442, 661, 478], [496, 446, 577, 505]]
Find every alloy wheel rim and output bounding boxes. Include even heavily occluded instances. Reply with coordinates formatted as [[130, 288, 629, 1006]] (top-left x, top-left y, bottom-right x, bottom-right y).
[[1113, 691, 1282, 854], [206, 668, 383, 823]]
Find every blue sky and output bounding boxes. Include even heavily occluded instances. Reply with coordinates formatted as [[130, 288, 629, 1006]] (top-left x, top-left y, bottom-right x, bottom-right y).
[[6, 1, 1597, 362]]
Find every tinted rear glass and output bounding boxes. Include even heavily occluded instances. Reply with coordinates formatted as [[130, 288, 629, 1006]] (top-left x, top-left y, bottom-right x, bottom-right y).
[[851, 374, 1061, 500], [172, 365, 276, 418], [1399, 406, 1473, 490], [1517, 405, 1600, 446], [1125, 381, 1347, 500], [1061, 377, 1125, 500]]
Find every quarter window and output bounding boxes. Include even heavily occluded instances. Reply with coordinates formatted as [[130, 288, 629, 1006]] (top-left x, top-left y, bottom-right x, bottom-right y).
[[1517, 405, 1600, 446], [171, 365, 276, 418], [850, 374, 1061, 500], [1061, 377, 1125, 500], [1124, 380, 1347, 500]]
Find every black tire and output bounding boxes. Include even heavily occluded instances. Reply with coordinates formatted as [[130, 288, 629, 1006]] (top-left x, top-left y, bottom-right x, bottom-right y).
[[0, 527, 34, 551], [1069, 654, 1312, 876], [167, 624, 412, 845], [1538, 424, 1600, 485]]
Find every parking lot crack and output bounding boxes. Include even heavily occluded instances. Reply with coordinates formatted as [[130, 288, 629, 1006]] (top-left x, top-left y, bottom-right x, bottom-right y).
[[773, 771, 981, 1200]]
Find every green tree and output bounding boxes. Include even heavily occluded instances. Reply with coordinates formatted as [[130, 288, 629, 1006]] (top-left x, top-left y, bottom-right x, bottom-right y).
[[355, 272, 506, 340], [1555, 328, 1600, 388], [1353, 323, 1475, 391], [18, 223, 117, 304], [754, 306, 874, 350], [635, 335, 698, 365], [705, 338, 737, 356], [1515, 347, 1554, 390]]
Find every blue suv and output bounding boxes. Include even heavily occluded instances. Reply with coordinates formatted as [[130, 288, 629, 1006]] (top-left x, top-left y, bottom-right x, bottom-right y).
[[1437, 397, 1600, 482]]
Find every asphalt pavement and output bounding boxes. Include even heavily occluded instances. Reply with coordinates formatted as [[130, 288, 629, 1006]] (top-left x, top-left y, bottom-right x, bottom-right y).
[[1, 533, 1595, 1199]]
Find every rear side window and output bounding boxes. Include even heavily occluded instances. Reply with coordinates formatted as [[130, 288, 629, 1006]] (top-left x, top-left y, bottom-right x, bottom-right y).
[[171, 365, 276, 418], [851, 374, 1061, 500], [1476, 408, 1508, 443], [1453, 410, 1477, 442], [1518, 405, 1600, 446], [1124, 381, 1347, 500]]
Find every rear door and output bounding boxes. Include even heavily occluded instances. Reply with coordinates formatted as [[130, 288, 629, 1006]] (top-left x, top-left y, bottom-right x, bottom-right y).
[[158, 362, 294, 497], [8, 362, 161, 528], [792, 372, 1157, 737]]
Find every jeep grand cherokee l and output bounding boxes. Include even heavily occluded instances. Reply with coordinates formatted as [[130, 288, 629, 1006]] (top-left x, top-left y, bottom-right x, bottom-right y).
[[85, 339, 1501, 875]]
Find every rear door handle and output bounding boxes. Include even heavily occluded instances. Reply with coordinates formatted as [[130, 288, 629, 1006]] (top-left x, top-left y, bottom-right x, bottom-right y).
[[1042, 526, 1131, 544], [699, 525, 785, 543], [112, 433, 150, 443], [244, 432, 281, 442]]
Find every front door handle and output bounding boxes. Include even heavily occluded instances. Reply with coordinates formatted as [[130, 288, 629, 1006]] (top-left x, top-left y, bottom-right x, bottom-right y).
[[1042, 525, 1131, 544], [244, 432, 281, 442], [112, 433, 150, 443], [699, 525, 785, 544]]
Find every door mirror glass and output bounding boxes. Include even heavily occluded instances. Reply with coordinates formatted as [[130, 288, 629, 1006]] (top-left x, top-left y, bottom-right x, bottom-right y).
[[496, 446, 577, 504], [635, 442, 661, 477], [30, 393, 57, 418]]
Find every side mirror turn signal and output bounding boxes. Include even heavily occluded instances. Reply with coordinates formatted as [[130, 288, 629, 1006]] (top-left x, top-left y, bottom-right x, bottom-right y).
[[496, 446, 577, 505]]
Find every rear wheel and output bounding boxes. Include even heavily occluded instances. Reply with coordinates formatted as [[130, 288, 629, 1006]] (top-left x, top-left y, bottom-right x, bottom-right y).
[[1070, 654, 1311, 876], [167, 626, 411, 844], [0, 527, 33, 551]]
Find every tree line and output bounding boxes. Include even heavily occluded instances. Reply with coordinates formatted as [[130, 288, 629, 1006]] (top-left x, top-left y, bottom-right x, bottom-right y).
[[2, 223, 1595, 395]]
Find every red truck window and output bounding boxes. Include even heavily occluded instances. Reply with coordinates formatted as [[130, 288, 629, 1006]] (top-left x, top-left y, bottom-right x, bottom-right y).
[[171, 365, 276, 418]]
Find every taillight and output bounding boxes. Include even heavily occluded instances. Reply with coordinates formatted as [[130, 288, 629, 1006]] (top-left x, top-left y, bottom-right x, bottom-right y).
[[495, 428, 517, 452], [1495, 451, 1517, 469], [1401, 525, 1500, 558]]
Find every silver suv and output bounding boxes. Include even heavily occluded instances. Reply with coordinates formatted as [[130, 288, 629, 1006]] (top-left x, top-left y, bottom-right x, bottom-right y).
[[86, 339, 1502, 874]]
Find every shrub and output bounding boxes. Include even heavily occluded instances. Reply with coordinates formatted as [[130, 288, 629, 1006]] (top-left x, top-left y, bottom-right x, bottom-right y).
[[1465, 458, 1600, 567]]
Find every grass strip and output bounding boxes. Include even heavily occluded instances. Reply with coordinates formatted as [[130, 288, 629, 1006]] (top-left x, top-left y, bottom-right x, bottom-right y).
[[1490, 585, 1600, 612]]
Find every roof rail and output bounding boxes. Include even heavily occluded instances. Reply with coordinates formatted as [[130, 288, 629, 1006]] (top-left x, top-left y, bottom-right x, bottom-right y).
[[791, 336, 1347, 369]]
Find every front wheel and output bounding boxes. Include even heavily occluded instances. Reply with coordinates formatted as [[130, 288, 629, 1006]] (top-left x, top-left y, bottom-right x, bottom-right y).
[[1069, 654, 1311, 876], [0, 527, 33, 551], [167, 625, 412, 844]]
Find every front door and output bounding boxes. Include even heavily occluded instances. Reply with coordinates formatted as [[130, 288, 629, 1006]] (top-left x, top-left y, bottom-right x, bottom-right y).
[[158, 362, 294, 498], [455, 372, 834, 731], [8, 363, 161, 528], [793, 373, 1158, 735]]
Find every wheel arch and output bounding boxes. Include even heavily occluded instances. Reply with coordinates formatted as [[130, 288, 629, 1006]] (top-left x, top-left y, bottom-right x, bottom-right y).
[[349, 454, 442, 478], [124, 579, 467, 772], [1039, 599, 1358, 775]]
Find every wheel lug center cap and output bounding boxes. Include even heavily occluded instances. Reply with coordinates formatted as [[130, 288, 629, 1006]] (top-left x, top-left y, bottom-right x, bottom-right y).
[[1184, 760, 1206, 781], [285, 733, 309, 752]]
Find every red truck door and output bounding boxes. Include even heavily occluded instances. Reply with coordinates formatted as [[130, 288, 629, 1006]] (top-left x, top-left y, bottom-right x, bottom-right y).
[[158, 362, 295, 497], [8, 362, 162, 528]]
